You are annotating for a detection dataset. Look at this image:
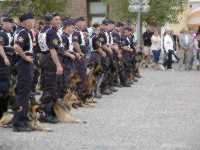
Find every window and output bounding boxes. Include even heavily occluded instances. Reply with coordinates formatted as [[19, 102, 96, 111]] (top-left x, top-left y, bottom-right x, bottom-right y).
[[90, 2, 107, 14], [87, 0, 108, 25], [91, 16, 106, 24]]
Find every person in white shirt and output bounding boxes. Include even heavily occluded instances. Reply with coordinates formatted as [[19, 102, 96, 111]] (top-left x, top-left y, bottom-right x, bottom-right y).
[[151, 30, 161, 69], [163, 30, 174, 69]]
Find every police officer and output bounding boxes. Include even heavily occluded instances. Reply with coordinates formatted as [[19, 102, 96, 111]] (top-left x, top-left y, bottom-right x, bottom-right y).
[[37, 15, 52, 91], [128, 27, 139, 82], [89, 23, 106, 98], [31, 20, 42, 96], [111, 22, 124, 87], [61, 18, 76, 91], [0, 17, 13, 119], [73, 17, 88, 56], [12, 12, 35, 132], [98, 19, 117, 95], [120, 27, 134, 86], [72, 17, 87, 101], [39, 13, 63, 123]]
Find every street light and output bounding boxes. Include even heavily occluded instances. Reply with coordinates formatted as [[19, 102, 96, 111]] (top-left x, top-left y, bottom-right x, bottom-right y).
[[128, 0, 150, 52]]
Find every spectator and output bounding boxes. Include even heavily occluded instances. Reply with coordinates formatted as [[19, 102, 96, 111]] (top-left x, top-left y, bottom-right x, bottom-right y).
[[143, 26, 153, 68], [150, 29, 161, 70], [193, 32, 200, 70], [179, 28, 194, 71], [163, 30, 174, 70]]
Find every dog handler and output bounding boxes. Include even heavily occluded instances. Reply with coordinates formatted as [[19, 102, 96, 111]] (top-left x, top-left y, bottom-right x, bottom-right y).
[[12, 12, 35, 132]]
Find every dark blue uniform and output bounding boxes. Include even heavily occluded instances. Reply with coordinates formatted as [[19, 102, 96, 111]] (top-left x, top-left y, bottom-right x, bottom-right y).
[[89, 32, 103, 66], [112, 30, 124, 86], [128, 34, 137, 72], [72, 30, 87, 100], [88, 32, 105, 98], [112, 31, 121, 46], [73, 29, 89, 55], [62, 32, 75, 90], [0, 29, 13, 118], [98, 31, 113, 93], [121, 36, 133, 82], [39, 26, 62, 118], [12, 26, 34, 128]]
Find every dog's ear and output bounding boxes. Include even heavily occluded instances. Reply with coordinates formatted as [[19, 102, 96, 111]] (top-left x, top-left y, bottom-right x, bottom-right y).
[[66, 89, 70, 94]]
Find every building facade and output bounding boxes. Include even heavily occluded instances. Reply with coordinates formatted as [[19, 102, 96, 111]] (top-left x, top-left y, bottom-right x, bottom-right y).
[[67, 0, 109, 25], [170, 0, 200, 33]]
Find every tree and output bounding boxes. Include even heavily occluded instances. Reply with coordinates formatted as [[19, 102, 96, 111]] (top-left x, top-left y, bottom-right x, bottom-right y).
[[0, 0, 68, 17], [102, 0, 187, 26]]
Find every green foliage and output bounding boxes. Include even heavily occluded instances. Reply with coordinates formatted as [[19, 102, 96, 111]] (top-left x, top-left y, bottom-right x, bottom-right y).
[[0, 0, 68, 17], [102, 0, 187, 26]]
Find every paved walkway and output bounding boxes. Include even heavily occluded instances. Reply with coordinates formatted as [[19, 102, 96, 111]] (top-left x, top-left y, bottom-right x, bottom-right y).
[[1, 69, 200, 150]]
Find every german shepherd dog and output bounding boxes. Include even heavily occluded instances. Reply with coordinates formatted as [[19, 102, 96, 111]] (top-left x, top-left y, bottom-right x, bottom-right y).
[[52, 72, 83, 124], [68, 72, 81, 90], [63, 89, 81, 111], [27, 97, 52, 132], [79, 63, 103, 105], [0, 96, 52, 132], [53, 101, 82, 124], [0, 90, 16, 127]]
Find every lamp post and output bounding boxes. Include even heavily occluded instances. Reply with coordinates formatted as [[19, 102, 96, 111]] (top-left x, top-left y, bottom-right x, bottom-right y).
[[128, 0, 150, 51]]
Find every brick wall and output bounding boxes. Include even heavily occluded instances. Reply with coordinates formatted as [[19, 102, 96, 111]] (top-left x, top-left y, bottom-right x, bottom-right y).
[[67, 0, 87, 18]]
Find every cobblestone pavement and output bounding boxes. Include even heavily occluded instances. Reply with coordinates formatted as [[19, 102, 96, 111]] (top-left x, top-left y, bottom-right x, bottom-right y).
[[1, 69, 200, 150]]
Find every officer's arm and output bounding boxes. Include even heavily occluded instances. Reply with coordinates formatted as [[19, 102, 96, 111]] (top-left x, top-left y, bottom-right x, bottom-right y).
[[101, 44, 113, 54], [13, 44, 29, 60], [73, 42, 84, 58], [96, 47, 104, 54], [64, 51, 75, 58], [122, 46, 133, 52], [0, 44, 10, 65], [121, 39, 133, 52]]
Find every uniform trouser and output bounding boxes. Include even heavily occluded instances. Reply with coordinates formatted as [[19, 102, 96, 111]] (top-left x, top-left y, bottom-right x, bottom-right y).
[[0, 60, 10, 118], [13, 58, 33, 127], [32, 66, 40, 93], [122, 51, 133, 80], [132, 53, 137, 68], [74, 57, 87, 97], [63, 57, 75, 91], [111, 50, 120, 84], [89, 51, 103, 92], [89, 51, 102, 70], [118, 59, 126, 84], [101, 54, 112, 90], [32, 55, 40, 93], [40, 53, 57, 116]]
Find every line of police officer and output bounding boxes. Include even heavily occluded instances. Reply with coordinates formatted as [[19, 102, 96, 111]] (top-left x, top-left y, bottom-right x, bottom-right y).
[[0, 12, 141, 132]]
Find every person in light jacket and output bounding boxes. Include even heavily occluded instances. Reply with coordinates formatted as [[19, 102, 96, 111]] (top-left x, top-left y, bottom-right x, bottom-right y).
[[179, 28, 194, 71]]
